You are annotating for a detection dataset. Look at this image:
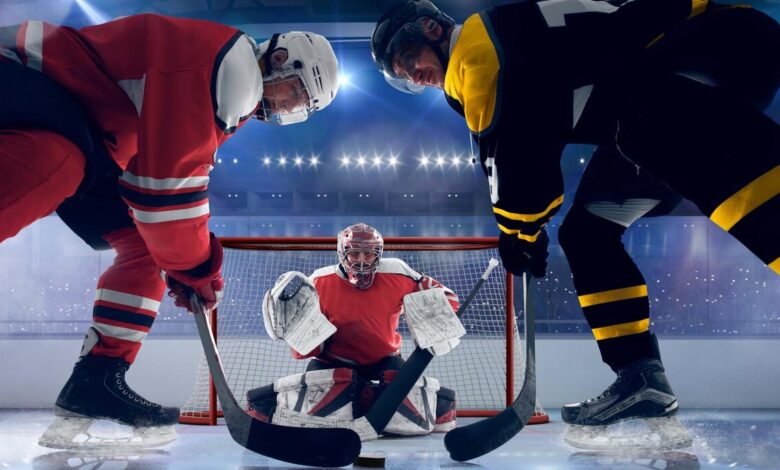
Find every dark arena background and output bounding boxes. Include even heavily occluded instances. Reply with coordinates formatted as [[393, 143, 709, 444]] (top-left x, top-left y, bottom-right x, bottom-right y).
[[1, 1, 779, 469]]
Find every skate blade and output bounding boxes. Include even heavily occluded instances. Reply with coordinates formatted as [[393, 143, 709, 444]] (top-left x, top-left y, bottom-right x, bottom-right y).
[[38, 415, 176, 451], [564, 416, 693, 451]]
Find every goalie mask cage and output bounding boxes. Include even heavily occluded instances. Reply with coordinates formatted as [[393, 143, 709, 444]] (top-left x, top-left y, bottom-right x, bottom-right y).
[[180, 237, 549, 425]]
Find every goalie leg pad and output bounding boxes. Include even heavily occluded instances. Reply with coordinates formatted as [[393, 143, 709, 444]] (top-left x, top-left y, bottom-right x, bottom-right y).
[[381, 371, 442, 436], [273, 368, 358, 421]]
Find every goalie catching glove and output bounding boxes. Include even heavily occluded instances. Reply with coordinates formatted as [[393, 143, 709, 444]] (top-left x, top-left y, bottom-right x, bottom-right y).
[[403, 288, 465, 356], [262, 271, 336, 355]]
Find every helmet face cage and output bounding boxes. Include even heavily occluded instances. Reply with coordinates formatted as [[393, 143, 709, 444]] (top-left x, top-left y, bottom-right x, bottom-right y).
[[337, 224, 384, 289], [256, 75, 316, 125]]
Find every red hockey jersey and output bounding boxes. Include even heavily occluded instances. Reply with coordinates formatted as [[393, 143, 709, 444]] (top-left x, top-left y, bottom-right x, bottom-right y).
[[296, 258, 460, 366], [0, 15, 263, 270]]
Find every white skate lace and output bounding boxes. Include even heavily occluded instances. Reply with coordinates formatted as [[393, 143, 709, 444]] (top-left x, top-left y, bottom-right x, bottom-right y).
[[114, 366, 159, 408]]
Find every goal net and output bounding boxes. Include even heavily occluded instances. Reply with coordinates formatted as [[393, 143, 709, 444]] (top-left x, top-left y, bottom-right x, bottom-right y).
[[180, 237, 548, 425]]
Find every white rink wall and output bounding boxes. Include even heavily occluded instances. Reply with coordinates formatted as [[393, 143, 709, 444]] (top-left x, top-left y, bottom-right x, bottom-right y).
[[2, 337, 780, 409]]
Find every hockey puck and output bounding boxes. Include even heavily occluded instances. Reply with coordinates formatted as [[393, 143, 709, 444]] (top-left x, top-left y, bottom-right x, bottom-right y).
[[353, 452, 386, 468]]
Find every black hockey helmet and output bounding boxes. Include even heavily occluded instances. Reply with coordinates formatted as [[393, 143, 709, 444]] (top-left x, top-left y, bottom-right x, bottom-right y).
[[371, 0, 455, 94]]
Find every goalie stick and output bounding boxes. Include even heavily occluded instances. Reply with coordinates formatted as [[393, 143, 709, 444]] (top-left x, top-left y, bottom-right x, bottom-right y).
[[189, 293, 361, 467], [362, 259, 500, 435], [443, 271, 537, 461]]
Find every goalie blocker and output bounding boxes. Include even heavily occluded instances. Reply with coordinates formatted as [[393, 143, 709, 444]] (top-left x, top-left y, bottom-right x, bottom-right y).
[[246, 367, 457, 438]]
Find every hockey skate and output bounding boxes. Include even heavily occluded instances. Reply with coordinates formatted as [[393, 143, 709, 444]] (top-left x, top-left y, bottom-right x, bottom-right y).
[[39, 354, 179, 451], [562, 357, 692, 451]]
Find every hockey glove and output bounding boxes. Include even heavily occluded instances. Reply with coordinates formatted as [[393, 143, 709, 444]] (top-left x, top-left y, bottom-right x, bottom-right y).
[[498, 229, 549, 278], [166, 233, 224, 311]]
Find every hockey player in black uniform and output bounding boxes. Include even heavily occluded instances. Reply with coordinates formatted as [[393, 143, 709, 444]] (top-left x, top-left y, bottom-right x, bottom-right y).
[[372, 0, 780, 450]]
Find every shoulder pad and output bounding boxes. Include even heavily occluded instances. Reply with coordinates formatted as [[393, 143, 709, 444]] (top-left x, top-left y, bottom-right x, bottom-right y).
[[309, 264, 341, 282], [214, 34, 263, 134], [376, 258, 423, 281]]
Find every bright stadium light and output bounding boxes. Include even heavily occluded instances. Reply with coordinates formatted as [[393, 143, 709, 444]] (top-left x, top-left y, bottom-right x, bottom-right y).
[[232, 158, 239, 164], [340, 155, 351, 167], [451, 155, 461, 167], [262, 156, 272, 166], [339, 74, 352, 87], [419, 154, 430, 167], [388, 155, 399, 167], [309, 155, 320, 167], [278, 156, 287, 166], [294, 156, 304, 167], [357, 155, 366, 167], [436, 156, 446, 167], [372, 155, 382, 167]]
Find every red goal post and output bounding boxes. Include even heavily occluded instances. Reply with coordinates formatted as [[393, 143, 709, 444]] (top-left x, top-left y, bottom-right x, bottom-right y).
[[179, 236, 549, 425]]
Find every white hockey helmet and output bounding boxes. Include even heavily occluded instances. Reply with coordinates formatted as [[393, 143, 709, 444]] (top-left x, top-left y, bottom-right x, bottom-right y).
[[337, 223, 384, 289], [255, 31, 339, 125]]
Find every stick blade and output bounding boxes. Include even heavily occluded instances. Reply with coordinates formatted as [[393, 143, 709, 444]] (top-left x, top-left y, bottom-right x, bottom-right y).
[[444, 407, 524, 461], [244, 417, 362, 467]]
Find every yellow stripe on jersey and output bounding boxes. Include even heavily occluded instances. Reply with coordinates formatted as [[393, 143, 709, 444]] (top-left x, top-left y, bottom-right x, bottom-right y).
[[444, 13, 500, 135], [769, 257, 780, 275], [592, 318, 650, 341], [690, 0, 709, 18], [497, 224, 541, 243], [709, 165, 780, 232], [493, 195, 564, 222], [578, 285, 648, 308]]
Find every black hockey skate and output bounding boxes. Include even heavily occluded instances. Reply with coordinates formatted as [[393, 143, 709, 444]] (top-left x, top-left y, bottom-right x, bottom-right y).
[[562, 357, 692, 450], [39, 355, 178, 450]]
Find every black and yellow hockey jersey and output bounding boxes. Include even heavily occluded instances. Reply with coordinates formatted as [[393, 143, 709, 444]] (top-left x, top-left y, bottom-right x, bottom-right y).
[[443, 0, 713, 244]]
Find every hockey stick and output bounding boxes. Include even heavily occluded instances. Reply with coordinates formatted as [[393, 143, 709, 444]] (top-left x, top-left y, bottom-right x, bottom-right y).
[[443, 271, 537, 461], [189, 293, 362, 467], [362, 258, 500, 435]]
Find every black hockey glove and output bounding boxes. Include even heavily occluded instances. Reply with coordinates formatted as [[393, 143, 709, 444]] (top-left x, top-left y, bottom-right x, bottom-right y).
[[498, 229, 549, 278]]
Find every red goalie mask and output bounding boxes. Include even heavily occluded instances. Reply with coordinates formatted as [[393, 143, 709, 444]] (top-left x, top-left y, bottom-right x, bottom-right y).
[[337, 223, 384, 289]]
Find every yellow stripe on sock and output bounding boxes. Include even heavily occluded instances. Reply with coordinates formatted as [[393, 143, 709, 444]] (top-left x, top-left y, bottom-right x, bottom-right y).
[[593, 318, 650, 341], [578, 285, 648, 308], [710, 165, 780, 231]]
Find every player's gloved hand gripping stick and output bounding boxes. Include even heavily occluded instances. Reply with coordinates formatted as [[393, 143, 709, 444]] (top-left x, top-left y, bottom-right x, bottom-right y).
[[189, 292, 361, 467]]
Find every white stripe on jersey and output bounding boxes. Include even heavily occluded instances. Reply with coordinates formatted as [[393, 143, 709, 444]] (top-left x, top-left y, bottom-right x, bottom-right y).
[[537, 0, 620, 27], [131, 201, 209, 223], [95, 288, 161, 313], [118, 75, 147, 116], [24, 21, 44, 71], [120, 171, 210, 191], [92, 322, 148, 342]]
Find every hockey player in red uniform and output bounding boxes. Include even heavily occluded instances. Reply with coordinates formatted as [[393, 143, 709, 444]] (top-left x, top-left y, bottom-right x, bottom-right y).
[[247, 223, 464, 438], [0, 14, 339, 449], [371, 0, 780, 451]]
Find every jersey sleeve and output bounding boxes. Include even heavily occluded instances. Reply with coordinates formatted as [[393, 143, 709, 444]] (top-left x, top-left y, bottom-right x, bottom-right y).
[[118, 67, 218, 271]]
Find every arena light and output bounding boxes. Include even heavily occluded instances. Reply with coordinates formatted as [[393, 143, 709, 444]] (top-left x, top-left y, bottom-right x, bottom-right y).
[[278, 156, 287, 167], [580, 157, 586, 164], [294, 155, 304, 167], [309, 154, 320, 167], [340, 155, 351, 167], [232, 158, 239, 164], [372, 155, 383, 167], [451, 154, 461, 167], [75, 0, 109, 24], [262, 156, 272, 166], [356, 155, 367, 167], [419, 154, 430, 168], [435, 155, 446, 167], [388, 155, 399, 167], [339, 74, 352, 87]]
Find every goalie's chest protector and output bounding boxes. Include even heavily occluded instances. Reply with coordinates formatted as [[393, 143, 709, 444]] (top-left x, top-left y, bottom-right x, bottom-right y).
[[312, 261, 420, 365]]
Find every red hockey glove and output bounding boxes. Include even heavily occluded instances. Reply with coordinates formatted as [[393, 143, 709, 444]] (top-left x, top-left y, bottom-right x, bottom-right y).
[[498, 229, 549, 278], [165, 233, 224, 311]]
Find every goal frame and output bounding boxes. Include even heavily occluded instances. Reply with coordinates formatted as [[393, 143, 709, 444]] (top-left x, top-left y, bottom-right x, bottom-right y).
[[179, 236, 547, 425]]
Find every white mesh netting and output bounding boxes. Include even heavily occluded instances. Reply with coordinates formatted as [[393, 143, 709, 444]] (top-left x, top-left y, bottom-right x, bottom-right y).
[[180, 239, 546, 423]]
